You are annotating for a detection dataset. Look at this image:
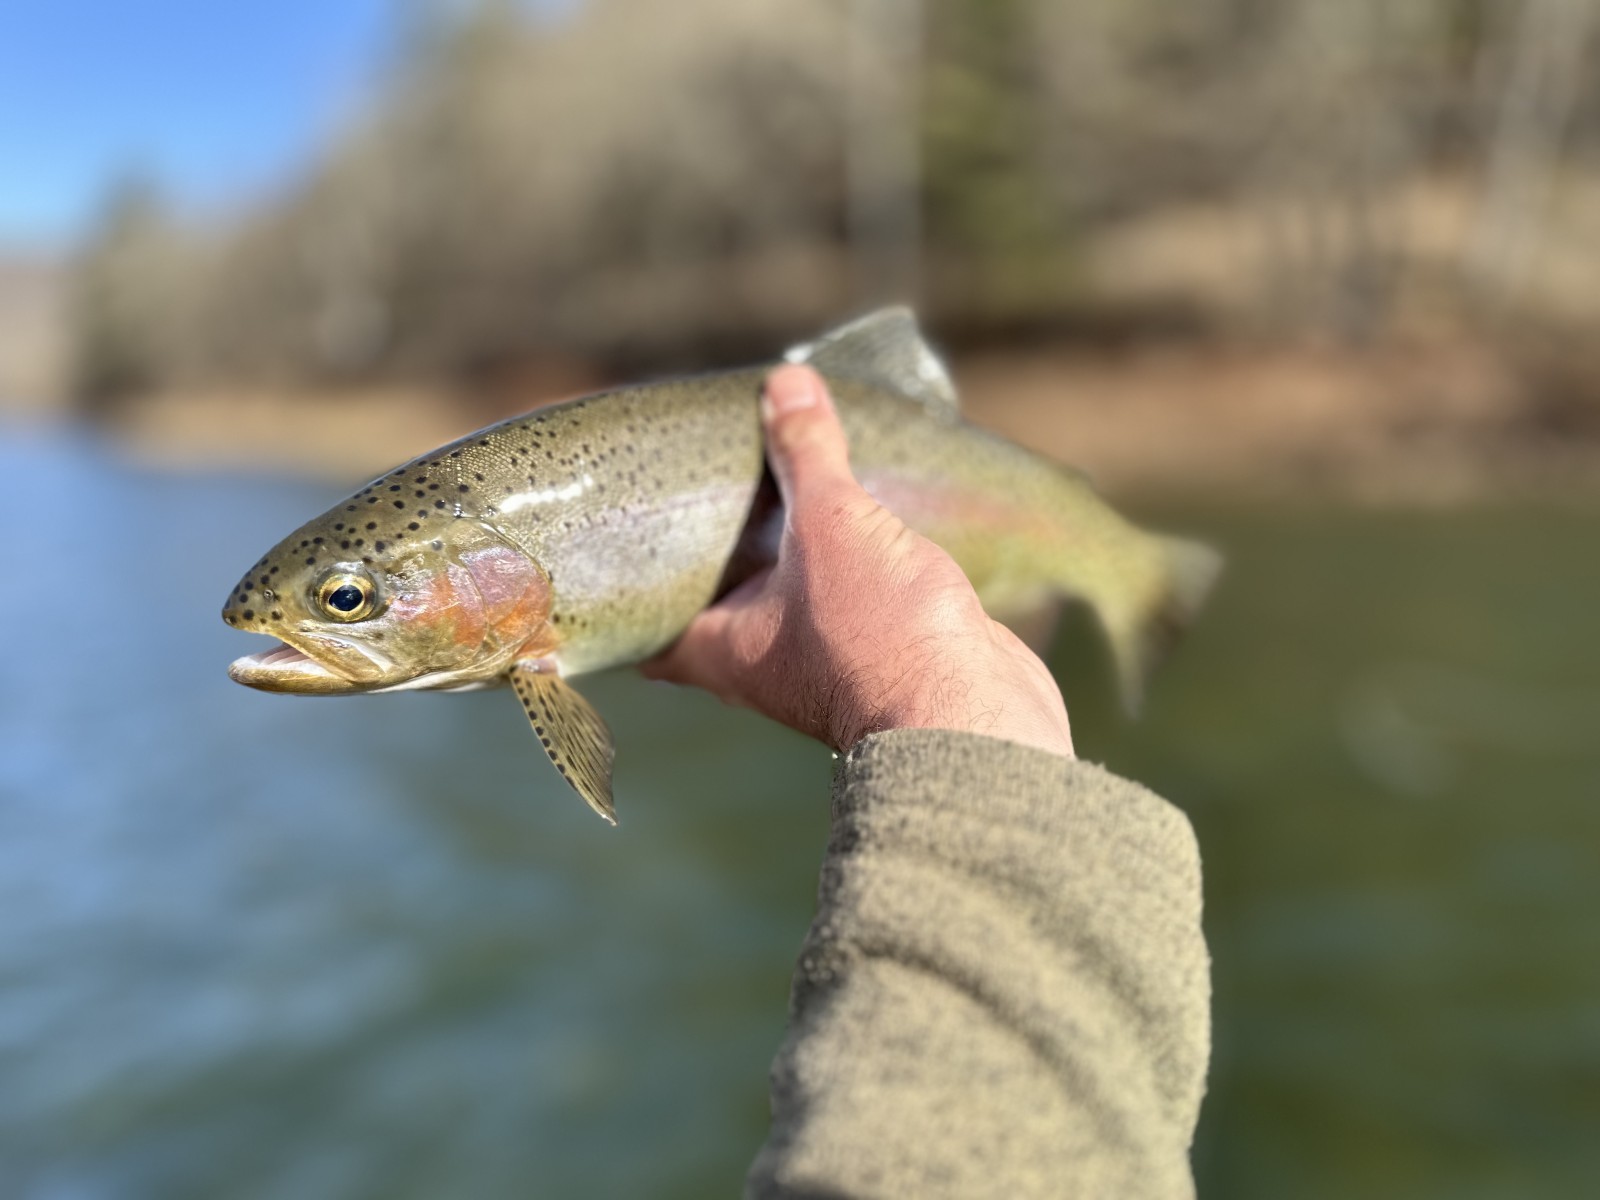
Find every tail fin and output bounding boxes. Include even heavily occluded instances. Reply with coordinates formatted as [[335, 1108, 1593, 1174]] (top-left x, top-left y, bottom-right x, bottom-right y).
[[1102, 535, 1223, 715]]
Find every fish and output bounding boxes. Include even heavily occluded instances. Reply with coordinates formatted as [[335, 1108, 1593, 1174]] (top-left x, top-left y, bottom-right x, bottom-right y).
[[222, 309, 1220, 824]]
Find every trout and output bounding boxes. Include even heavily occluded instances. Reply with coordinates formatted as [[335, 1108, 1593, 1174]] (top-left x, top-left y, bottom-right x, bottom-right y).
[[223, 310, 1219, 823]]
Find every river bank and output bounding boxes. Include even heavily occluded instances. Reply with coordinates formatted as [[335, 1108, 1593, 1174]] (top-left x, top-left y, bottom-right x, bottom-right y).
[[80, 335, 1600, 504]]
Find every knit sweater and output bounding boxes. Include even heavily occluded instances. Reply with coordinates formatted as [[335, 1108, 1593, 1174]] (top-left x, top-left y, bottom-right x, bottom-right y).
[[746, 729, 1210, 1199]]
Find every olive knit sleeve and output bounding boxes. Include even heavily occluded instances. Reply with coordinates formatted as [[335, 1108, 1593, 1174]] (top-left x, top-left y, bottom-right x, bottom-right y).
[[745, 729, 1210, 1200]]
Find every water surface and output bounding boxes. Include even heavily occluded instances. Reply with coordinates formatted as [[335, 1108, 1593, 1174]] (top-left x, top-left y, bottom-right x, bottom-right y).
[[2, 429, 1596, 1198]]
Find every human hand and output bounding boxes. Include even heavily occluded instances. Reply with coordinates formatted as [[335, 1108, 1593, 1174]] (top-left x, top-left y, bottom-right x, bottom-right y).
[[644, 364, 1074, 759]]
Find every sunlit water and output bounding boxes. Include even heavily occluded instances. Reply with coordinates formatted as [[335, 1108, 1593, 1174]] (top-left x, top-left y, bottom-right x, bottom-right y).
[[2, 428, 1597, 1198]]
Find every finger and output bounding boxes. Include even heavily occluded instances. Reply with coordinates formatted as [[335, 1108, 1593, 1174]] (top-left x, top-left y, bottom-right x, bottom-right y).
[[761, 364, 856, 511]]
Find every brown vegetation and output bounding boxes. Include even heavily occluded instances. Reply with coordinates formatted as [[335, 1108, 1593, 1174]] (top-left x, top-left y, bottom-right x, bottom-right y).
[[59, 0, 1600, 495]]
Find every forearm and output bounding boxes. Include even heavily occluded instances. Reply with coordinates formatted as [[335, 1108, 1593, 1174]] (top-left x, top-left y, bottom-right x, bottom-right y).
[[746, 730, 1210, 1200]]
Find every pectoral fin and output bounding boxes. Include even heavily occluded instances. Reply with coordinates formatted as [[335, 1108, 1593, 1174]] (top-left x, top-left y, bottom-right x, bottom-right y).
[[510, 661, 618, 825]]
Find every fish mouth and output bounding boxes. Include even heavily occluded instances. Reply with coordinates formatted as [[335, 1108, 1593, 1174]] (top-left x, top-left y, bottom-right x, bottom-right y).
[[229, 639, 375, 695]]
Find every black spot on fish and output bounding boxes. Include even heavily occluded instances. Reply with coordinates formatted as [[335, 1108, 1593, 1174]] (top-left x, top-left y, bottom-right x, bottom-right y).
[[270, 610, 282, 620], [389, 485, 401, 492], [243, 610, 254, 620], [393, 500, 404, 509], [366, 522, 377, 531], [375, 541, 386, 552], [341, 540, 351, 549], [407, 522, 419, 531]]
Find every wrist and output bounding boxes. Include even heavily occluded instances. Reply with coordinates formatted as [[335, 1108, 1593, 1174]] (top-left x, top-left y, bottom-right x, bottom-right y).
[[835, 665, 1074, 760]]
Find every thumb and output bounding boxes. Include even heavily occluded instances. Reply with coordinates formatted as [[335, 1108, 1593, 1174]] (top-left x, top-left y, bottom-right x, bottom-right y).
[[761, 364, 856, 511]]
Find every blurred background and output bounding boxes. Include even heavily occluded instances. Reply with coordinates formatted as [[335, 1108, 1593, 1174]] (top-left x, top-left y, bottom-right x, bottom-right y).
[[2, 0, 1598, 1195]]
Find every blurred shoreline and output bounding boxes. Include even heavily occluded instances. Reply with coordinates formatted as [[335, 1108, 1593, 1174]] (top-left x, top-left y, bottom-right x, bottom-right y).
[[39, 332, 1594, 505]]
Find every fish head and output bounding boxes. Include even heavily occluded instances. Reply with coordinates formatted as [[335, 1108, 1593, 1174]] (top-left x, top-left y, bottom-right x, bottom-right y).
[[223, 491, 553, 695]]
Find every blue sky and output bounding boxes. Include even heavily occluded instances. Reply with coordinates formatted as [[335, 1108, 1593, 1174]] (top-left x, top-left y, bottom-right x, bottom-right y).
[[0, 1, 397, 250]]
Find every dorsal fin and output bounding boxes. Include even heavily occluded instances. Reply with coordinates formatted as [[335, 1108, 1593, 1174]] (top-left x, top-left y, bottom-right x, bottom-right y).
[[784, 307, 959, 421]]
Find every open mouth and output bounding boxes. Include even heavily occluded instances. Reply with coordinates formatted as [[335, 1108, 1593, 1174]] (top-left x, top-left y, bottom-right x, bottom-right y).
[[229, 640, 359, 694]]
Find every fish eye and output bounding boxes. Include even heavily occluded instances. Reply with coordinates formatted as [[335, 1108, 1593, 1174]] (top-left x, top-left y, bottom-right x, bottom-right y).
[[314, 569, 380, 622]]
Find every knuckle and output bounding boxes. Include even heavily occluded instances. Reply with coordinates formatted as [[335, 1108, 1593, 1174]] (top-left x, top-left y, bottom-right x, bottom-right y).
[[794, 491, 872, 548]]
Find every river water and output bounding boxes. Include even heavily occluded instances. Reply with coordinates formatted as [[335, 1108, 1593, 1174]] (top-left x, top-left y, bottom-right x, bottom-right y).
[[2, 427, 1597, 1198]]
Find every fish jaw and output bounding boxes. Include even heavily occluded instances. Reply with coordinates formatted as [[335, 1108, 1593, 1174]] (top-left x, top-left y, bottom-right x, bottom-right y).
[[227, 637, 511, 695], [227, 630, 392, 695], [229, 641, 358, 694]]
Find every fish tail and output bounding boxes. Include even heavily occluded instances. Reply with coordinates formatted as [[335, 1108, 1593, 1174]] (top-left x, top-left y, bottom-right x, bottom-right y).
[[1096, 533, 1222, 715]]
